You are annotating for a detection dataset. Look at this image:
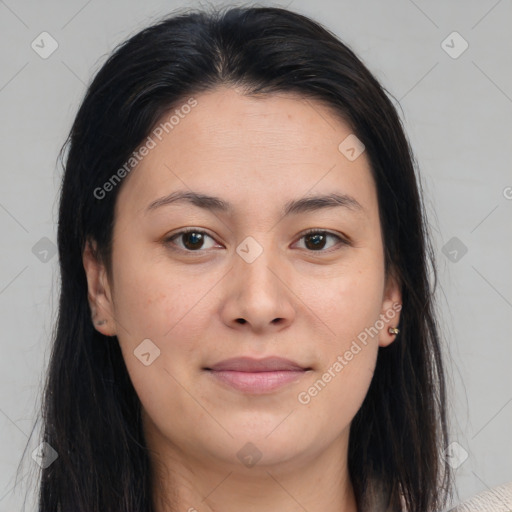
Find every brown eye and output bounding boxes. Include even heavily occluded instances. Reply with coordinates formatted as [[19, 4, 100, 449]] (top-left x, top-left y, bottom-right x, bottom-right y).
[[304, 232, 328, 250], [166, 229, 219, 252], [296, 230, 348, 252], [182, 231, 205, 250]]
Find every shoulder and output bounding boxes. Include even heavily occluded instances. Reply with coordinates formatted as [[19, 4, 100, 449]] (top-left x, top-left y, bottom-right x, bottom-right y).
[[449, 481, 512, 512]]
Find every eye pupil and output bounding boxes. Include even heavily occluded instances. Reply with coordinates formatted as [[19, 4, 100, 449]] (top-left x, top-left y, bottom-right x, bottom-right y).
[[305, 233, 326, 250], [183, 232, 204, 250]]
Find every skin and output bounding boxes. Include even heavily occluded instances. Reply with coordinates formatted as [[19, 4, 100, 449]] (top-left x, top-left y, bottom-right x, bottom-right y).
[[83, 86, 401, 512]]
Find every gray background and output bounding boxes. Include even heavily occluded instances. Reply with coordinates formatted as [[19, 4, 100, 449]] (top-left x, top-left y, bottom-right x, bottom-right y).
[[1, 0, 511, 510]]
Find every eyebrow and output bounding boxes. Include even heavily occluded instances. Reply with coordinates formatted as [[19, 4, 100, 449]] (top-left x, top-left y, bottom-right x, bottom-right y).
[[145, 190, 364, 217]]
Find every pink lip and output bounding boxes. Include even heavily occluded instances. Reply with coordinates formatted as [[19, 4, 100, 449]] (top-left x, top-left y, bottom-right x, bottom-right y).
[[206, 356, 308, 372], [205, 357, 311, 394]]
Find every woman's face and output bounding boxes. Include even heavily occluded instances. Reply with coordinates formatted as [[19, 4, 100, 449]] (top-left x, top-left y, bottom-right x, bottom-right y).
[[84, 86, 401, 474]]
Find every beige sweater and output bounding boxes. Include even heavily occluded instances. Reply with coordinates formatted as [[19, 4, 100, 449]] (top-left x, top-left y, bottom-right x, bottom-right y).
[[359, 480, 512, 511], [449, 481, 512, 512]]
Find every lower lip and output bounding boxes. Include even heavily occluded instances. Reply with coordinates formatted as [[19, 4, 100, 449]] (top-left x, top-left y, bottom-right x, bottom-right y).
[[207, 370, 307, 393]]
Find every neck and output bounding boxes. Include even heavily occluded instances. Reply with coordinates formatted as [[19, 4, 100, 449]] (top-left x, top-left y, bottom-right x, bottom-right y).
[[146, 424, 358, 512]]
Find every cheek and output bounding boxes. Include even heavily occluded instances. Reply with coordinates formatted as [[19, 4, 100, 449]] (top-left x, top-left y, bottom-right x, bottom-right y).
[[338, 271, 384, 336], [297, 346, 378, 446], [110, 251, 213, 341], [110, 255, 219, 396], [299, 260, 385, 347], [293, 263, 383, 421], [295, 267, 383, 416]]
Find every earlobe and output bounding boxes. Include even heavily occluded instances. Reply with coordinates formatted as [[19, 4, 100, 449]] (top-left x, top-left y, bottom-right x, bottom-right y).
[[82, 239, 117, 336], [378, 272, 402, 348]]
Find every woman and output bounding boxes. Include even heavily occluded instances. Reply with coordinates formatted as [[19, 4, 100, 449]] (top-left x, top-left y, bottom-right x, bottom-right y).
[[38, 6, 451, 511]]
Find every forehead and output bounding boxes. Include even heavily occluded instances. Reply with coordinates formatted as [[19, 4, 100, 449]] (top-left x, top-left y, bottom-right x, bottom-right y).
[[115, 87, 377, 220]]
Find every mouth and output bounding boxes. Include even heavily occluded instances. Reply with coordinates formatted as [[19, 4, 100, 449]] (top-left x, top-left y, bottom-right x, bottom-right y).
[[204, 356, 312, 394]]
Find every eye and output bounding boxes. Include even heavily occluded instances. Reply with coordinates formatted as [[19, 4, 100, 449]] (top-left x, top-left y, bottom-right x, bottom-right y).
[[294, 229, 349, 252], [164, 228, 349, 254], [165, 228, 220, 252]]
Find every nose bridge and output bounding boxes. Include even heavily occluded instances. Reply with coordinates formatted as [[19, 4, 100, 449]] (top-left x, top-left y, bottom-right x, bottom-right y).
[[235, 233, 281, 292], [219, 229, 297, 332], [230, 231, 294, 319]]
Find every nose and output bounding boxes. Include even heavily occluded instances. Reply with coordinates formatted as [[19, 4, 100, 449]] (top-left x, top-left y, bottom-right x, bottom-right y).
[[220, 244, 296, 334]]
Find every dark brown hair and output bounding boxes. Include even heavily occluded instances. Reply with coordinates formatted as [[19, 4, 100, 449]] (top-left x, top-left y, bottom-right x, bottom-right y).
[[38, 6, 451, 511]]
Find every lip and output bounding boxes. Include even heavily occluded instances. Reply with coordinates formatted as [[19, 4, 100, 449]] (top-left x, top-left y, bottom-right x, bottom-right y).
[[204, 357, 311, 394], [206, 356, 309, 372]]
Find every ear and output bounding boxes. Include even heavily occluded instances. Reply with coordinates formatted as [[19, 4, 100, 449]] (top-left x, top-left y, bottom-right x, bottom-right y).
[[378, 272, 402, 348], [82, 239, 117, 337]]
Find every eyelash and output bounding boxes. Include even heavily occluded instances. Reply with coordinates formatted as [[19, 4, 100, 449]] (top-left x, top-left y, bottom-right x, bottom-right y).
[[164, 227, 350, 255]]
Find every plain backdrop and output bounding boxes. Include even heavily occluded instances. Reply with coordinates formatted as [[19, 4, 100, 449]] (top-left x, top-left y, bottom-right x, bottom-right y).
[[0, 0, 511, 510]]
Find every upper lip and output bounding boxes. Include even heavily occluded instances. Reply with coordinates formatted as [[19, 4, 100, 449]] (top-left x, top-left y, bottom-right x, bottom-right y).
[[205, 357, 309, 372]]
